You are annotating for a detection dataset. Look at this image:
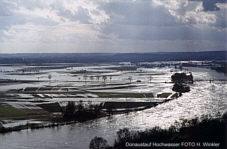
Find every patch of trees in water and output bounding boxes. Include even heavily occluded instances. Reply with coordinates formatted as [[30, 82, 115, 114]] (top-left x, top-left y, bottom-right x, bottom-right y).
[[172, 83, 190, 93], [171, 72, 193, 84], [63, 101, 104, 121], [171, 72, 193, 95]]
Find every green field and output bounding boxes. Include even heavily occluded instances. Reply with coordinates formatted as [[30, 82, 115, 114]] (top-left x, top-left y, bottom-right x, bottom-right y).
[[94, 92, 154, 98], [157, 93, 172, 98], [0, 104, 26, 118]]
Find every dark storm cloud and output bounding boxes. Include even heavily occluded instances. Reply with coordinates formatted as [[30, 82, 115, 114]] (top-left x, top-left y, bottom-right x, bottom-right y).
[[190, 0, 227, 11]]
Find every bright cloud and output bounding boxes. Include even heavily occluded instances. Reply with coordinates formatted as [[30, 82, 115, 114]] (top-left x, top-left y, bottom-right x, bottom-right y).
[[0, 0, 226, 53]]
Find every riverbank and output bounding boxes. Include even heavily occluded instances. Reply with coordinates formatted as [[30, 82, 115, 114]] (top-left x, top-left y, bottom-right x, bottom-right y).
[[0, 96, 175, 133], [90, 113, 227, 149]]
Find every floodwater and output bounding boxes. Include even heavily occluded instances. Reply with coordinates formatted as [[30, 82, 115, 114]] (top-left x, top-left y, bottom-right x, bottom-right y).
[[0, 66, 226, 149]]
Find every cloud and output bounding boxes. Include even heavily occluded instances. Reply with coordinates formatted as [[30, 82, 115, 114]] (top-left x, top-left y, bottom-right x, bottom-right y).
[[15, 7, 68, 24], [152, 0, 219, 25], [100, 0, 226, 41], [0, 0, 110, 25], [189, 0, 227, 11], [0, 0, 226, 53], [101, 1, 179, 26], [61, 0, 110, 24]]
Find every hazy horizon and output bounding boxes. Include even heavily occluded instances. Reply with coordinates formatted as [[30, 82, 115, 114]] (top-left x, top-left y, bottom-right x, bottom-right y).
[[0, 50, 226, 54]]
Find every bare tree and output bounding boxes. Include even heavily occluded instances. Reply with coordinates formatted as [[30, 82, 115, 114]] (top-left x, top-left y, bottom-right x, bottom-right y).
[[102, 76, 107, 83], [48, 74, 52, 82], [149, 75, 152, 82], [90, 76, 94, 81], [83, 75, 88, 83], [128, 76, 132, 83]]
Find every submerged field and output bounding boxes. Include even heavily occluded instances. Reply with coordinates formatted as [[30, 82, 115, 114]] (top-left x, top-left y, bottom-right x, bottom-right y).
[[0, 62, 178, 128], [0, 61, 226, 149]]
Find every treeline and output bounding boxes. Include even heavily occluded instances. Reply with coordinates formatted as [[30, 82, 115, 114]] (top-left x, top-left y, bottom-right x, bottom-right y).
[[0, 51, 226, 64], [62, 101, 105, 121], [89, 113, 226, 149]]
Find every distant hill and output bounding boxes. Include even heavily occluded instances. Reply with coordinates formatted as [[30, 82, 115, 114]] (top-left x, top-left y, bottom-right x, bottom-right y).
[[0, 51, 226, 64]]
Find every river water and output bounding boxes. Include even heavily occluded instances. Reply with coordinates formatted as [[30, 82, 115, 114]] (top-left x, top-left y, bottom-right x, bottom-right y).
[[0, 67, 226, 149]]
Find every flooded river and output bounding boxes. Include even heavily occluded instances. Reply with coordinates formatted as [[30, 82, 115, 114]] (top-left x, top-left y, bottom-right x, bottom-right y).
[[0, 67, 226, 149]]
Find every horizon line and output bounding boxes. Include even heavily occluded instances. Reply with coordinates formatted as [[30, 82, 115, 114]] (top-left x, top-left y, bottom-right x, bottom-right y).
[[0, 50, 226, 55]]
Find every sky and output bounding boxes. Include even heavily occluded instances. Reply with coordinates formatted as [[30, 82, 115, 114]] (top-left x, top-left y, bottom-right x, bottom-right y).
[[0, 0, 226, 53]]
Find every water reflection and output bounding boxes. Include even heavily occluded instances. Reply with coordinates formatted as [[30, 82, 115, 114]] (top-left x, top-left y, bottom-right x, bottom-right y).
[[0, 67, 226, 149]]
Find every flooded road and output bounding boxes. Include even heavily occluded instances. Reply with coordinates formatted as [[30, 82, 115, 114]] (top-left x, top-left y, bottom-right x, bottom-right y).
[[0, 67, 226, 149]]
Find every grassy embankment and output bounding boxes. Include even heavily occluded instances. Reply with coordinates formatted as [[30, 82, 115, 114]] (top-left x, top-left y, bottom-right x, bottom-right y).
[[0, 104, 26, 118], [157, 93, 172, 98], [0, 103, 60, 133], [94, 92, 154, 98], [0, 103, 50, 120]]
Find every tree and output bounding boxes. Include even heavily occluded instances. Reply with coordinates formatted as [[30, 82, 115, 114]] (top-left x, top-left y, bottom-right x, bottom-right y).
[[48, 74, 52, 82], [83, 75, 88, 83], [171, 72, 193, 84], [116, 128, 131, 142], [90, 76, 94, 81], [109, 76, 112, 82], [128, 76, 132, 83], [63, 101, 76, 119], [149, 75, 152, 82], [102, 76, 107, 83], [172, 83, 190, 93], [89, 137, 109, 149], [96, 76, 100, 81]]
